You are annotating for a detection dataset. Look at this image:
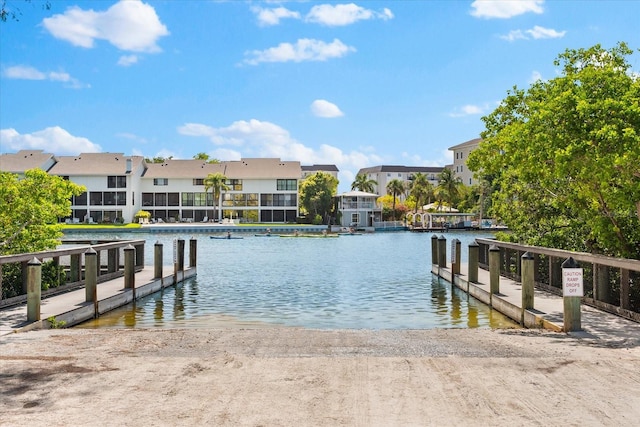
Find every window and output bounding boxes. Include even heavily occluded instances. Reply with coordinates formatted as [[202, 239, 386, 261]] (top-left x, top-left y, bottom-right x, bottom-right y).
[[89, 192, 103, 206], [155, 193, 167, 206], [193, 178, 204, 186], [153, 178, 168, 186], [107, 176, 127, 188], [182, 193, 195, 206], [277, 179, 297, 191], [247, 193, 259, 207], [351, 213, 359, 224], [142, 193, 154, 206], [73, 192, 87, 206], [194, 192, 210, 206], [226, 179, 243, 191], [168, 192, 180, 206]]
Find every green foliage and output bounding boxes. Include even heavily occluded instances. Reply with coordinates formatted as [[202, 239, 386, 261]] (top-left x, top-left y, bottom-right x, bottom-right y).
[[408, 172, 434, 212], [386, 178, 405, 220], [299, 172, 338, 224], [312, 214, 323, 225], [468, 42, 640, 258], [0, 169, 85, 255], [1, 260, 65, 299], [435, 168, 463, 211], [193, 153, 220, 163], [134, 210, 151, 219], [47, 316, 66, 329], [351, 174, 377, 193], [203, 172, 229, 221]]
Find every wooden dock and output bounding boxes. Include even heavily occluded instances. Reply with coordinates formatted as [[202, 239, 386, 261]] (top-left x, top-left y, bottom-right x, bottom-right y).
[[0, 266, 196, 334]]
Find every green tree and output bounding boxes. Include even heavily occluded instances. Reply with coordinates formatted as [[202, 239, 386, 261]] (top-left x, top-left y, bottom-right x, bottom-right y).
[[351, 173, 377, 193], [0, 169, 85, 254], [435, 168, 462, 212], [1, 0, 50, 22], [468, 42, 640, 258], [299, 172, 338, 224], [408, 172, 434, 213], [193, 153, 220, 163], [386, 178, 405, 221], [203, 172, 229, 221], [145, 156, 172, 164]]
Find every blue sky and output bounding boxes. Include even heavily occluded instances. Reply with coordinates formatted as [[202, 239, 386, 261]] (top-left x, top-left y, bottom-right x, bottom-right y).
[[1, 0, 639, 190]]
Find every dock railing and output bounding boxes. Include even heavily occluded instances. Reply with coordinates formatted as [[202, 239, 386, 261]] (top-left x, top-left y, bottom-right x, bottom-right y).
[[0, 239, 145, 308], [475, 238, 640, 322]]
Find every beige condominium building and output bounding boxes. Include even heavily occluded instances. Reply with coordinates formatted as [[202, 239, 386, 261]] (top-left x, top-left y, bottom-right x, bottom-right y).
[[448, 137, 481, 186], [0, 150, 338, 224], [355, 165, 444, 201]]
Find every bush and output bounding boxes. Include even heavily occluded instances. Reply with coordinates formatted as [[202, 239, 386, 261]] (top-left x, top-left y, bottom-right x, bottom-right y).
[[312, 214, 323, 225]]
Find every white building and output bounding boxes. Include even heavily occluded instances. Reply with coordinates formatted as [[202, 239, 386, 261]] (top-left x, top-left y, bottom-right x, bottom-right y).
[[355, 165, 444, 201], [448, 137, 481, 186], [0, 150, 337, 224]]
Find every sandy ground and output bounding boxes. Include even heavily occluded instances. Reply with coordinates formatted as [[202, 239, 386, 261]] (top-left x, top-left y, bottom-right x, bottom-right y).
[[1, 326, 639, 427]]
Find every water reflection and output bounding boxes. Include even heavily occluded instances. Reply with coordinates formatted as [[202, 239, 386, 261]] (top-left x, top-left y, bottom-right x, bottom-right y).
[[75, 231, 519, 330]]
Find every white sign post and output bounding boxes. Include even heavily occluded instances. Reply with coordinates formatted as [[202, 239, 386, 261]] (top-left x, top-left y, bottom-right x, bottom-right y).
[[561, 257, 582, 332], [562, 268, 584, 297]]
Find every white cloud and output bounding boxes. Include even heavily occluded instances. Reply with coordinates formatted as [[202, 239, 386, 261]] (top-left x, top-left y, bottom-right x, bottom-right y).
[[0, 127, 102, 155], [449, 104, 487, 117], [177, 118, 383, 189], [116, 132, 147, 143], [529, 70, 543, 83], [500, 30, 527, 42], [500, 25, 566, 41], [243, 38, 355, 65], [117, 55, 139, 67], [526, 25, 566, 39], [2, 65, 88, 89], [42, 0, 169, 53], [305, 3, 393, 26], [310, 99, 344, 118], [470, 0, 544, 19], [251, 6, 300, 26]]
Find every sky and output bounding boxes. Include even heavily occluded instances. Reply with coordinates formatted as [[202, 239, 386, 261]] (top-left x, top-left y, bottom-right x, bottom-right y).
[[1, 0, 639, 191]]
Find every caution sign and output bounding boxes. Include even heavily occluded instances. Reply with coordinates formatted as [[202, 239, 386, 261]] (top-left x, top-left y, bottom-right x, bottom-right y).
[[562, 268, 584, 297]]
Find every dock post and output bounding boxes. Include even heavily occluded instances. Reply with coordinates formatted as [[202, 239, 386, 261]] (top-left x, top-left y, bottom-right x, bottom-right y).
[[189, 237, 197, 268], [70, 253, 81, 282], [85, 248, 98, 316], [489, 245, 500, 298], [452, 239, 461, 275], [154, 241, 163, 279], [431, 235, 438, 265], [177, 239, 185, 272], [437, 235, 447, 269], [124, 245, 135, 293], [468, 241, 479, 283], [521, 252, 535, 325], [562, 257, 582, 332], [27, 257, 42, 322]]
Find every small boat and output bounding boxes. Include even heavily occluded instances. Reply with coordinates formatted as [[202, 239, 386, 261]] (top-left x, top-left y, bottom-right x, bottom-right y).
[[210, 235, 244, 240], [338, 232, 363, 236], [254, 233, 279, 237]]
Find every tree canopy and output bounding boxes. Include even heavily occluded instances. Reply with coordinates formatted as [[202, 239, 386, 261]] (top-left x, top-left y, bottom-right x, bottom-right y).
[[0, 169, 85, 254], [351, 173, 377, 193], [468, 42, 640, 258], [299, 172, 338, 224]]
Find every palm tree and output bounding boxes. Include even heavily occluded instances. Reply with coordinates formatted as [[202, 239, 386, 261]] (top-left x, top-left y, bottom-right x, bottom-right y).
[[351, 173, 377, 193], [386, 178, 405, 221], [203, 172, 230, 221], [409, 172, 434, 213], [436, 168, 462, 212]]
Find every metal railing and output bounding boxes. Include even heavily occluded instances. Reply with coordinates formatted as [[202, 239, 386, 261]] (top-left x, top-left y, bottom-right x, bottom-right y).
[[476, 238, 640, 322]]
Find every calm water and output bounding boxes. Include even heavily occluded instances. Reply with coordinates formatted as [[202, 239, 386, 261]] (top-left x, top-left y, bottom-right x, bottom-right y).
[[76, 230, 518, 329]]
